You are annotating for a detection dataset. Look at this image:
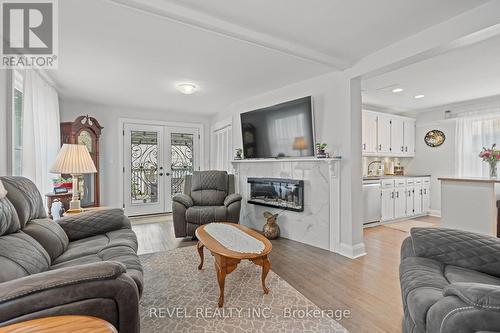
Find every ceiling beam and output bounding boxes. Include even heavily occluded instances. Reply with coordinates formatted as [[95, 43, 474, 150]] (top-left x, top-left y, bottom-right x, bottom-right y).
[[107, 0, 352, 70]]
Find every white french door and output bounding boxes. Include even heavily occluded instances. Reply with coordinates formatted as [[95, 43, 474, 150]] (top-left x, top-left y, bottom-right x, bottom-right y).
[[123, 123, 200, 216]]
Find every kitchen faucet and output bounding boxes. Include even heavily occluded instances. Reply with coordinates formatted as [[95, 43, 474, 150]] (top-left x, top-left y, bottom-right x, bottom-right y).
[[367, 160, 382, 176]]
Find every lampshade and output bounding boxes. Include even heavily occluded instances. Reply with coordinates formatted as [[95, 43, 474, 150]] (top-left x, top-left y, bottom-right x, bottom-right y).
[[292, 137, 308, 150], [50, 144, 97, 174]]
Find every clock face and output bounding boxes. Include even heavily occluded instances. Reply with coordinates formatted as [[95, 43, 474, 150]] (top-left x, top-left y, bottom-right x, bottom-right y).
[[424, 130, 446, 147]]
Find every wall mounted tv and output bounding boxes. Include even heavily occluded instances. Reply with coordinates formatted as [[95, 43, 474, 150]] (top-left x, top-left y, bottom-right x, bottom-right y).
[[240, 96, 315, 159]]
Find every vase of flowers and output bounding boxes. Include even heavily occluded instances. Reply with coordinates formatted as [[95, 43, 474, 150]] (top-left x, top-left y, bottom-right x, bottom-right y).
[[479, 144, 500, 178]]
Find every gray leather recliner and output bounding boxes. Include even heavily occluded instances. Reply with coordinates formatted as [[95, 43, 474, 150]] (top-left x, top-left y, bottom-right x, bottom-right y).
[[0, 176, 142, 333], [172, 170, 242, 237], [400, 227, 500, 333]]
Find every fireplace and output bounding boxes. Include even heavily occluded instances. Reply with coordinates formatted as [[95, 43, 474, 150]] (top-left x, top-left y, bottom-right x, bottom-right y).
[[247, 177, 304, 212]]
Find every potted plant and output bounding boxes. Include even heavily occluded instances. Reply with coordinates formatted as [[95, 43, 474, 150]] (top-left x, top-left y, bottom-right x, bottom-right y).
[[479, 144, 500, 178], [235, 148, 243, 160], [316, 143, 328, 158]]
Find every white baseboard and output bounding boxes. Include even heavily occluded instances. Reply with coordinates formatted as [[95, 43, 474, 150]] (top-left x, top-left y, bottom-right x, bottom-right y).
[[338, 242, 366, 259], [429, 209, 441, 217]]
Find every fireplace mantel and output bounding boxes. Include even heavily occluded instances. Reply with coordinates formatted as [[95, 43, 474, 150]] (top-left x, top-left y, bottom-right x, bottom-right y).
[[231, 158, 342, 255], [231, 157, 341, 163]]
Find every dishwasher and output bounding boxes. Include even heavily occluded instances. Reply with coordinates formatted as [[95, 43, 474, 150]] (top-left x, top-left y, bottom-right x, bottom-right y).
[[362, 179, 381, 225]]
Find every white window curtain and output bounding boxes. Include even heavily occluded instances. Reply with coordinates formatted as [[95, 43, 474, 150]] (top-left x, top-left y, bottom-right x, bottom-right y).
[[21, 70, 60, 196], [456, 110, 500, 177]]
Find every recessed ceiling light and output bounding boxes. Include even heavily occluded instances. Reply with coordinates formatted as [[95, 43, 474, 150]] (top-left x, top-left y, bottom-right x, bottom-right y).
[[414, 94, 425, 99], [176, 83, 197, 94], [392, 88, 404, 93]]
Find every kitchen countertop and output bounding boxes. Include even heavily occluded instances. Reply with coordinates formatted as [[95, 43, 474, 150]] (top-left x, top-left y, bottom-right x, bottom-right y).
[[363, 175, 431, 180], [438, 176, 500, 183]]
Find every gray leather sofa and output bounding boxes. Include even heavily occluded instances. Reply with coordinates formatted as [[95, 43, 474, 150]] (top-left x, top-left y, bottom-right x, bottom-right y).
[[0, 176, 142, 333], [172, 170, 242, 237], [400, 227, 500, 333]]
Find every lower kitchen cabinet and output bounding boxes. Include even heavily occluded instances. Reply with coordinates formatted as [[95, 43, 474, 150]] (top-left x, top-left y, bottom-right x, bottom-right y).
[[381, 188, 395, 220], [379, 177, 430, 222]]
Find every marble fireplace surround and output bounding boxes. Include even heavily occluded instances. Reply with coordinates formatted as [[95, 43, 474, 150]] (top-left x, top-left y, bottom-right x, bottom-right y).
[[231, 158, 341, 253]]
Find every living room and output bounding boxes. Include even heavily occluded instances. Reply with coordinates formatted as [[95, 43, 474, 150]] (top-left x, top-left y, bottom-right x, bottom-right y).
[[1, 1, 500, 332]]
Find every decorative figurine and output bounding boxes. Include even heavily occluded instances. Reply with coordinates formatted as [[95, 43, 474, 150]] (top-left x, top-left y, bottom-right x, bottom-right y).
[[262, 211, 280, 239]]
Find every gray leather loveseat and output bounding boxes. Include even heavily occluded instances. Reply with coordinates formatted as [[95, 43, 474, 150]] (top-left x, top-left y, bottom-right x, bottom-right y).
[[172, 170, 242, 237], [0, 177, 142, 333], [400, 227, 500, 333]]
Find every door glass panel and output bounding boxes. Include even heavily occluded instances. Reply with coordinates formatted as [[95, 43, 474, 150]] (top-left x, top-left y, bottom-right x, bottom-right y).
[[77, 130, 94, 206], [171, 133, 194, 196], [131, 131, 159, 204]]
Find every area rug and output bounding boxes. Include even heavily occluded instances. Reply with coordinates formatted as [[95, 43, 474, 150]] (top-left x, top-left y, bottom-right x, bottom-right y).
[[139, 246, 348, 333], [383, 220, 436, 233]]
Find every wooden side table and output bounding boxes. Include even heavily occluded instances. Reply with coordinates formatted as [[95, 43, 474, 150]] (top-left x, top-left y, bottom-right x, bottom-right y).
[[45, 192, 73, 219], [0, 315, 117, 333]]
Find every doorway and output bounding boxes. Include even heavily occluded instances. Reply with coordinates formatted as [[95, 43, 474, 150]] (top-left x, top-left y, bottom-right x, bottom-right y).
[[123, 122, 200, 216]]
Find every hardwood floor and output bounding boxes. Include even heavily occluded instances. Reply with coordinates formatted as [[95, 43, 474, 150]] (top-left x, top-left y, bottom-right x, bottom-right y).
[[132, 215, 438, 333]]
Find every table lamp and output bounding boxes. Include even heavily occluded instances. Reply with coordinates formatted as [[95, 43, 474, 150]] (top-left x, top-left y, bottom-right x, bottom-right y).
[[292, 136, 308, 156], [50, 144, 97, 213]]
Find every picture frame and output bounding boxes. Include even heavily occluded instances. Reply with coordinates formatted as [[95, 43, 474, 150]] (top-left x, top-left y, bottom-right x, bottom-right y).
[[54, 186, 69, 194]]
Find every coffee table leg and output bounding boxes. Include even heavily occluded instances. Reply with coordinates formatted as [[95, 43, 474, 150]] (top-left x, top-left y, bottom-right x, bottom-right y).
[[215, 258, 226, 307], [197, 241, 204, 270], [261, 255, 270, 294]]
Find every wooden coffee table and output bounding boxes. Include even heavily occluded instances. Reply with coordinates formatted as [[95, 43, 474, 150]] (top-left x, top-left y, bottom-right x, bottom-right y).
[[196, 223, 272, 307]]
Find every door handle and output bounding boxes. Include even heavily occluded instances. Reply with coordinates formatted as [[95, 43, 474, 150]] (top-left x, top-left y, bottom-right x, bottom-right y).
[[396, 192, 399, 198], [379, 144, 382, 151], [363, 143, 366, 150], [401, 146, 404, 152], [166, 172, 171, 176], [159, 173, 164, 176], [405, 146, 408, 152]]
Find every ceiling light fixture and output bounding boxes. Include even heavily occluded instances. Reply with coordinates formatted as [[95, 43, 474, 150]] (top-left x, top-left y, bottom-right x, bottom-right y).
[[176, 83, 197, 95], [414, 94, 425, 99], [392, 88, 404, 93]]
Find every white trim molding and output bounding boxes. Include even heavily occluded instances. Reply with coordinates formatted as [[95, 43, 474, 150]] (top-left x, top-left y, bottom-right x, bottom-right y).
[[338, 242, 367, 259]]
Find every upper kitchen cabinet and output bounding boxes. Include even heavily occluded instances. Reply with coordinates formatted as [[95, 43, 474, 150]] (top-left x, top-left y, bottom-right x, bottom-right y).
[[362, 111, 378, 153], [403, 119, 416, 156], [362, 110, 415, 157]]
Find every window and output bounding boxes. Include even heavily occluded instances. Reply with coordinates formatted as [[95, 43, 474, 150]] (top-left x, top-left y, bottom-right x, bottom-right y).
[[12, 70, 23, 176]]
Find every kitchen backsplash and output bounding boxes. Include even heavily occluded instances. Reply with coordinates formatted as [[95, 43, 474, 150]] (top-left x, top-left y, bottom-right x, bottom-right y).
[[363, 156, 413, 177]]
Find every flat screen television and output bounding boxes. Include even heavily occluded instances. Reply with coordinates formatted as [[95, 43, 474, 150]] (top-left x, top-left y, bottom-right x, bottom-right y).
[[240, 96, 315, 159]]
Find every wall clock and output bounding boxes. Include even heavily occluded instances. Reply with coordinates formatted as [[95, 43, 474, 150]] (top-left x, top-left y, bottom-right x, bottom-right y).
[[424, 130, 446, 147]]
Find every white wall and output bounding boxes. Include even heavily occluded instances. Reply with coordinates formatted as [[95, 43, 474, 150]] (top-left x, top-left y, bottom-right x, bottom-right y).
[[59, 98, 211, 208], [0, 70, 9, 176], [406, 118, 455, 215], [406, 95, 500, 215], [211, 72, 366, 258]]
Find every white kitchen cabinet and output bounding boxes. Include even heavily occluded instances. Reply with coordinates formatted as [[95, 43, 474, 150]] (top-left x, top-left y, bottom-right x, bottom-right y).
[[362, 111, 416, 157], [362, 112, 378, 153], [406, 187, 414, 216], [394, 187, 407, 219], [376, 177, 430, 224], [381, 188, 395, 221], [414, 184, 423, 215], [422, 185, 430, 213], [377, 115, 392, 154], [404, 119, 416, 156], [391, 118, 405, 155]]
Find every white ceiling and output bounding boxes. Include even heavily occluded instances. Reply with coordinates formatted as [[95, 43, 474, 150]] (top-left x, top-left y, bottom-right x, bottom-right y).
[[49, 0, 488, 114], [362, 34, 500, 112]]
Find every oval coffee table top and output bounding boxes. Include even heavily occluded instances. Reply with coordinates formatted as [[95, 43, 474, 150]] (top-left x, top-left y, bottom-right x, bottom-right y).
[[196, 223, 272, 259]]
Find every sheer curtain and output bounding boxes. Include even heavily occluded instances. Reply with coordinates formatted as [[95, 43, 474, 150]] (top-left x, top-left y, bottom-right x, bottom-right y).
[[22, 70, 60, 196], [456, 110, 500, 177]]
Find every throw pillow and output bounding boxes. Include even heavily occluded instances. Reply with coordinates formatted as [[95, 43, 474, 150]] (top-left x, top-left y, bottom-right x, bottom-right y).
[[0, 180, 7, 199]]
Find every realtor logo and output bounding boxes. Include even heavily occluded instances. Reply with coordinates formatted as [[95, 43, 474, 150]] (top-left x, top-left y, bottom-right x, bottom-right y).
[[1, 0, 58, 68]]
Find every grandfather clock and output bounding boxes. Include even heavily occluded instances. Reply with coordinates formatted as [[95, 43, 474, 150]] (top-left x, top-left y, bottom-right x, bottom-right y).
[[60, 115, 103, 207]]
